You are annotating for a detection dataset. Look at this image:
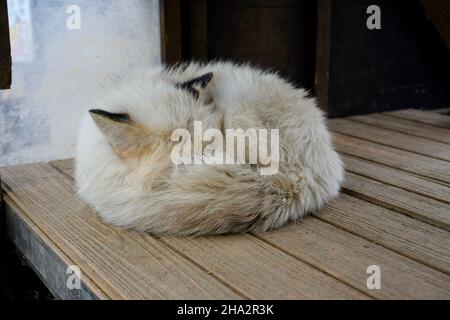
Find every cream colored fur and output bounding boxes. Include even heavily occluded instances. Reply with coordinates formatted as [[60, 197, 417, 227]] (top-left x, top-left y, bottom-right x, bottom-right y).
[[75, 61, 344, 236]]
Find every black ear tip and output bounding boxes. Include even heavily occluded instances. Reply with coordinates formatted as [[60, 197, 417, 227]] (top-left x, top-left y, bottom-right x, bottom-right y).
[[89, 109, 104, 115], [194, 72, 213, 89], [205, 72, 213, 80], [201, 72, 213, 87], [89, 109, 130, 122]]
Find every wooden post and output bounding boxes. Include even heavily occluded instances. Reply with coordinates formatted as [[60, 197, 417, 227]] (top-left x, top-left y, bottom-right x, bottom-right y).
[[314, 0, 332, 114], [420, 0, 450, 50], [189, 0, 208, 62], [160, 0, 183, 64], [0, 0, 11, 89]]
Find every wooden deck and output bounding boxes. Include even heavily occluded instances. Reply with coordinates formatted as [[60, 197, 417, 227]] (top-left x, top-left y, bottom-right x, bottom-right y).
[[1, 108, 449, 299]]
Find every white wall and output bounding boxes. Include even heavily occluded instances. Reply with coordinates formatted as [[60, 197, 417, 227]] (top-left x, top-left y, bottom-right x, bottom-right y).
[[0, 0, 161, 165]]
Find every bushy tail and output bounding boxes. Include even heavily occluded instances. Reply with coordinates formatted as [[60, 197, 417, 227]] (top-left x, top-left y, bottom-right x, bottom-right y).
[[129, 165, 302, 236]]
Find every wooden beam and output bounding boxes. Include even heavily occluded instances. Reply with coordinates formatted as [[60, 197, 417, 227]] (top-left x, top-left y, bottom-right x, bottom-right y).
[[421, 0, 450, 50], [189, 0, 208, 62], [0, 0, 11, 89], [314, 0, 332, 113], [160, 0, 183, 64]]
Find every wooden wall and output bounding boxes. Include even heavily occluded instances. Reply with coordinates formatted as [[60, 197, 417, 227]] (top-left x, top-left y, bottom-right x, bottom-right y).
[[420, 0, 450, 50], [207, 0, 317, 89], [162, 0, 450, 118], [320, 0, 450, 117], [163, 0, 317, 89]]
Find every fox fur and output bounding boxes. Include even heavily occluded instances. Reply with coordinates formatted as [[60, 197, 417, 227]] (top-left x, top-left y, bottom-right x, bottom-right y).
[[75, 61, 344, 236]]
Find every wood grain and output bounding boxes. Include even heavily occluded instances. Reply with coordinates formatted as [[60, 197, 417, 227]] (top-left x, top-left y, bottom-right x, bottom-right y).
[[256, 218, 450, 299], [319, 194, 450, 275], [332, 132, 450, 185], [341, 172, 450, 230], [349, 113, 450, 144], [160, 233, 367, 299], [50, 159, 75, 178], [0, 163, 240, 299], [52, 158, 450, 299], [328, 118, 450, 161], [341, 154, 450, 204], [431, 108, 450, 115], [51, 160, 367, 299], [5, 198, 105, 300], [385, 109, 450, 128]]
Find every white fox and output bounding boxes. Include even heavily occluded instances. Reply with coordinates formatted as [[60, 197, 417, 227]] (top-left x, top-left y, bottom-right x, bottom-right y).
[[75, 61, 344, 236]]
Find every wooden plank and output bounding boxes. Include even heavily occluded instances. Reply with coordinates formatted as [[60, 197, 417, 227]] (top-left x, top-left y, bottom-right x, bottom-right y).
[[332, 132, 450, 185], [160, 233, 367, 299], [318, 193, 450, 275], [349, 113, 450, 144], [341, 154, 450, 204], [329, 118, 450, 161], [431, 108, 450, 115], [51, 159, 367, 299], [4, 198, 105, 300], [53, 159, 450, 299], [0, 163, 241, 299], [256, 219, 450, 299], [342, 172, 450, 230], [386, 109, 450, 128], [50, 159, 75, 178]]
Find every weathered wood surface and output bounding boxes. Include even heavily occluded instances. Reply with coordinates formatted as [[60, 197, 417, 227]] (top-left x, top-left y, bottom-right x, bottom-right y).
[[332, 133, 450, 185], [349, 113, 450, 144], [431, 108, 450, 115], [1, 109, 450, 299], [1, 163, 366, 299], [4, 199, 104, 300], [52, 160, 369, 299], [386, 109, 450, 128], [51, 159, 450, 299], [319, 194, 450, 275], [257, 219, 450, 299], [329, 118, 450, 161], [1, 164, 241, 299], [342, 172, 450, 230], [340, 154, 450, 204]]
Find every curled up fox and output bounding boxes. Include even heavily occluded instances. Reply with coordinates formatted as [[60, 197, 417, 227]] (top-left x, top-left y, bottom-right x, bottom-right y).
[[75, 62, 344, 236]]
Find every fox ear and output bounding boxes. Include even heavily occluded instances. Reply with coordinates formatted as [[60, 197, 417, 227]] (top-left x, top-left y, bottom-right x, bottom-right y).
[[178, 72, 213, 104], [89, 109, 146, 153]]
